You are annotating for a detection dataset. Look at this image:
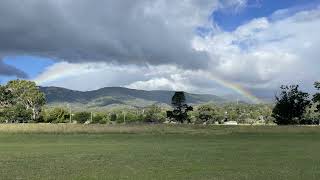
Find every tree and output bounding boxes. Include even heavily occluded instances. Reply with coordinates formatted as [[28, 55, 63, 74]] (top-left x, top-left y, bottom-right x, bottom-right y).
[[272, 85, 311, 125], [92, 113, 107, 124], [6, 80, 46, 121], [73, 112, 91, 124], [44, 107, 68, 123], [167, 91, 193, 123], [301, 105, 320, 125], [144, 104, 165, 123], [196, 104, 217, 124], [313, 81, 320, 113], [171, 92, 186, 107]]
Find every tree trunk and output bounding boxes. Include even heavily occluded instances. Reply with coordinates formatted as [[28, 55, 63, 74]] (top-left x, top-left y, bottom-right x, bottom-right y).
[[32, 108, 36, 121]]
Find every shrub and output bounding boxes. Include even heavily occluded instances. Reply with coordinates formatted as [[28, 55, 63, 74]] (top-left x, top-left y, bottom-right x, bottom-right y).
[[110, 113, 117, 122], [196, 104, 217, 124], [116, 113, 126, 123], [92, 114, 108, 124], [44, 107, 68, 123], [73, 112, 91, 124], [144, 105, 166, 123]]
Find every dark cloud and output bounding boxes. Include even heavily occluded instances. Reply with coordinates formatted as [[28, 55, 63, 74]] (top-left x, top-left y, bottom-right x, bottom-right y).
[[0, 0, 220, 76], [0, 59, 28, 78]]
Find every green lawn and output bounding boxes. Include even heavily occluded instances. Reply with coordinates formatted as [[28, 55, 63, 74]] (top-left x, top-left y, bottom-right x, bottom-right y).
[[0, 125, 320, 179]]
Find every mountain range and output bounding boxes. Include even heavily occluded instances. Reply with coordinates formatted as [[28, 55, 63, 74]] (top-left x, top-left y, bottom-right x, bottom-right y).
[[40, 86, 228, 110]]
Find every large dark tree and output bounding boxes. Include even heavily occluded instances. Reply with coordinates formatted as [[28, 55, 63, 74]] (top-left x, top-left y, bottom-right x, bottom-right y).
[[167, 91, 193, 123], [272, 85, 311, 125], [171, 92, 186, 107]]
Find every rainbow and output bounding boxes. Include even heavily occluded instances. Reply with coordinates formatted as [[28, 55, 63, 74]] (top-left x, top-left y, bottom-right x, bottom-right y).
[[202, 72, 262, 104], [33, 63, 262, 103]]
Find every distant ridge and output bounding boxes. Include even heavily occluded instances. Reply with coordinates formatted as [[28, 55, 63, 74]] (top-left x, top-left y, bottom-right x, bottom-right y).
[[40, 86, 227, 108]]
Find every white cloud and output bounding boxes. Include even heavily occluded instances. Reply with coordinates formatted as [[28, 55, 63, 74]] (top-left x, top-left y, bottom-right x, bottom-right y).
[[193, 7, 320, 92], [218, 0, 248, 13], [127, 78, 187, 91], [33, 61, 233, 96], [34, 62, 147, 91], [31, 4, 320, 100]]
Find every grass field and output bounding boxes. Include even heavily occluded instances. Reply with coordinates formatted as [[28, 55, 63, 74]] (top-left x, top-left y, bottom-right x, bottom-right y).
[[0, 124, 320, 180]]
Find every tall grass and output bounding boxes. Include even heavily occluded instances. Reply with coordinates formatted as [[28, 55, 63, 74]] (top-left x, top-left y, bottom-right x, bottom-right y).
[[0, 123, 320, 134]]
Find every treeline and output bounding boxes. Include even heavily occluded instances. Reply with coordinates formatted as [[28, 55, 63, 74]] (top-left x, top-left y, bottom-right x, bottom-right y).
[[37, 92, 275, 125], [38, 105, 167, 124], [34, 103, 273, 125], [165, 82, 320, 125], [1, 79, 320, 125]]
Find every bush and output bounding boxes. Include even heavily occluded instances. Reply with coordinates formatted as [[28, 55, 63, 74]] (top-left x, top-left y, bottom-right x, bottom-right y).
[[92, 114, 108, 124], [0, 112, 5, 123], [116, 113, 126, 123], [73, 112, 91, 124], [144, 105, 166, 123], [110, 113, 117, 122], [43, 107, 68, 123], [300, 119, 318, 125], [196, 104, 217, 124]]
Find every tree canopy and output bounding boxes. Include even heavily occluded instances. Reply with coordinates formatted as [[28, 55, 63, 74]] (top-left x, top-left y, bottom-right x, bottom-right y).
[[171, 91, 186, 108], [313, 82, 320, 113], [0, 80, 46, 122], [167, 91, 193, 123], [6, 80, 46, 121], [196, 104, 217, 124], [272, 85, 310, 125]]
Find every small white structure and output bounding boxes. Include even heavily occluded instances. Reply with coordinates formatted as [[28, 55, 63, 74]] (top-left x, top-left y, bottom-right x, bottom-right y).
[[163, 120, 170, 124], [224, 121, 238, 125]]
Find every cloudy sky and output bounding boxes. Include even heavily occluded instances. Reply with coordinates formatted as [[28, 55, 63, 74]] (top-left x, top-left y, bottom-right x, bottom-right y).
[[0, 0, 319, 102]]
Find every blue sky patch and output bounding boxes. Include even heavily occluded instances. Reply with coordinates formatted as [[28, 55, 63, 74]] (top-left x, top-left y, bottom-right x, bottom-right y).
[[0, 56, 54, 84], [213, 0, 320, 31]]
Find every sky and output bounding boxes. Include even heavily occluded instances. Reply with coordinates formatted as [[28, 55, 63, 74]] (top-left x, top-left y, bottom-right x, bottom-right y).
[[0, 0, 320, 103]]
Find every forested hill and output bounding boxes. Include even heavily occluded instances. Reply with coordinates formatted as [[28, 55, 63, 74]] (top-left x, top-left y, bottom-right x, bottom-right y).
[[40, 86, 226, 107]]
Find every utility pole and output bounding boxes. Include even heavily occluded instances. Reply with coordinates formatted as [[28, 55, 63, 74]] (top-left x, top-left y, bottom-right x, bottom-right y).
[[91, 112, 93, 122]]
